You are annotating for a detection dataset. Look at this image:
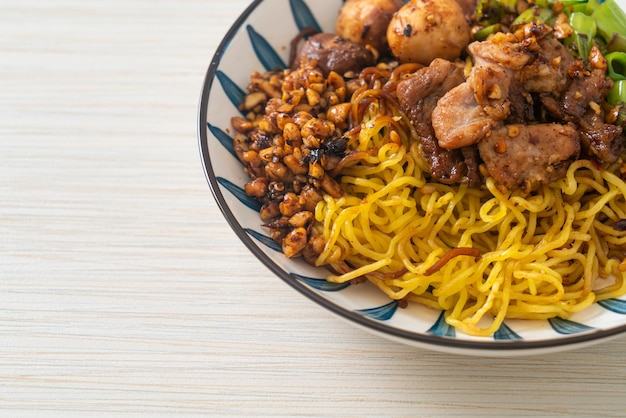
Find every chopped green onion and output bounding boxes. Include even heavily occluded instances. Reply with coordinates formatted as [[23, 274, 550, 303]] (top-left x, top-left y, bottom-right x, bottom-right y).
[[607, 33, 626, 53], [593, 0, 626, 47], [551, 0, 589, 7], [474, 24, 502, 41], [568, 3, 589, 14], [474, 0, 518, 26], [569, 12, 597, 59], [606, 52, 626, 81], [545, 0, 589, 12], [584, 0, 603, 15], [558, 0, 589, 6], [569, 12, 597, 36], [608, 80, 626, 105], [512, 7, 554, 27], [499, 0, 518, 13]]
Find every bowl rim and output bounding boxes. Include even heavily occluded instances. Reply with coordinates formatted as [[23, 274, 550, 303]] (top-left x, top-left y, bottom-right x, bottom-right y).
[[197, 0, 626, 353]]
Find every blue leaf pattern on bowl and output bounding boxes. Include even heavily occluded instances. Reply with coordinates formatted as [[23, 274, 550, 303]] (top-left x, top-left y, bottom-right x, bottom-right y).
[[207, 123, 238, 159], [357, 300, 398, 321], [493, 322, 522, 341], [217, 177, 262, 212], [246, 25, 287, 71], [291, 273, 351, 291], [548, 317, 594, 335], [216, 70, 245, 112], [289, 0, 322, 32], [598, 298, 626, 314], [245, 227, 282, 252], [427, 311, 456, 337]]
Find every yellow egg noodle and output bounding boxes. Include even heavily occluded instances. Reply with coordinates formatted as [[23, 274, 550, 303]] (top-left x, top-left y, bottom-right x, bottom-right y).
[[311, 76, 626, 337]]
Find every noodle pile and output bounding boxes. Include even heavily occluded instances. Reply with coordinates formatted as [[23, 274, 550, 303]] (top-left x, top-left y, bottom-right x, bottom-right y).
[[311, 68, 626, 336]]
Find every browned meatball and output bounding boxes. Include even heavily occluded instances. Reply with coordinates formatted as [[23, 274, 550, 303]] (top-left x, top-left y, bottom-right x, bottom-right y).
[[292, 33, 376, 76], [335, 0, 405, 54], [387, 0, 470, 65]]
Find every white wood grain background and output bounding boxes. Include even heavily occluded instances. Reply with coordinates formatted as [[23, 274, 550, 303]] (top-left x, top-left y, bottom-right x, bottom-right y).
[[2, 0, 626, 416]]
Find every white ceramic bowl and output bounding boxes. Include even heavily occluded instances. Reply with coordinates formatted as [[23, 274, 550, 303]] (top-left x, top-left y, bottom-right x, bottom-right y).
[[199, 0, 626, 356]]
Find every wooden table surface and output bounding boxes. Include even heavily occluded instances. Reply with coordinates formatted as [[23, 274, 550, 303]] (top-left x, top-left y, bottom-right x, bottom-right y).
[[3, 0, 626, 416]]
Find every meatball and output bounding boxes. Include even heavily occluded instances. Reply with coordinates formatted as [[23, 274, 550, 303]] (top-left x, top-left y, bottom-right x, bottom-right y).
[[335, 0, 405, 54], [386, 0, 471, 65], [292, 33, 376, 76]]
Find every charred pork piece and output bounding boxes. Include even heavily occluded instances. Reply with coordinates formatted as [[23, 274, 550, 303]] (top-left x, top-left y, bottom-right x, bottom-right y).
[[517, 38, 574, 94], [396, 58, 465, 138], [561, 68, 613, 119], [433, 25, 579, 150], [578, 110, 624, 163], [291, 33, 376, 76], [432, 81, 502, 150], [562, 69, 623, 164], [431, 32, 530, 150], [541, 67, 624, 163], [396, 58, 480, 185], [478, 123, 580, 192]]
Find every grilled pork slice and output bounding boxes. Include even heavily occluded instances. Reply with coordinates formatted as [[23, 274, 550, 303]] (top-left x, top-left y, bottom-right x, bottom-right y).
[[432, 26, 578, 151], [478, 123, 580, 192], [396, 58, 480, 185]]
